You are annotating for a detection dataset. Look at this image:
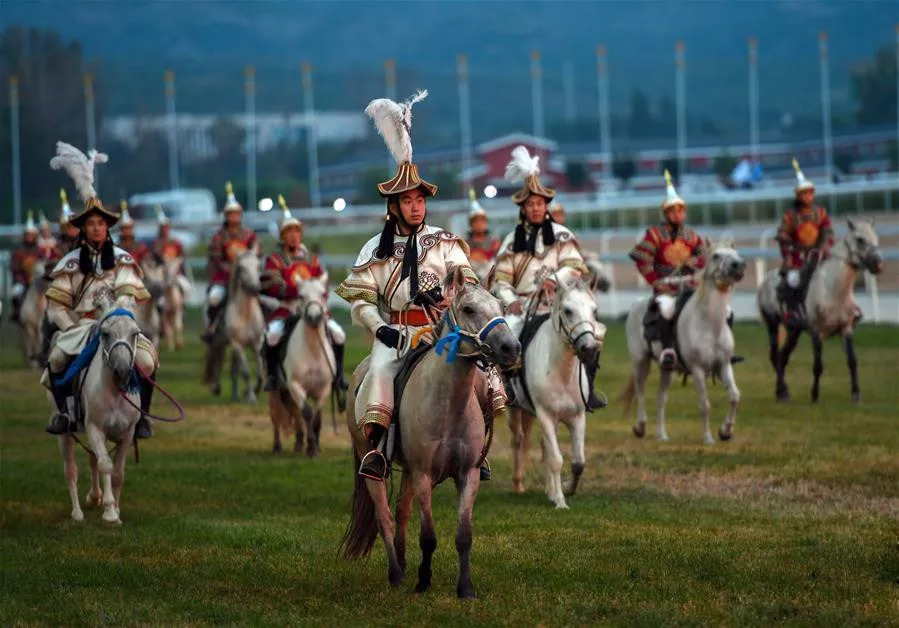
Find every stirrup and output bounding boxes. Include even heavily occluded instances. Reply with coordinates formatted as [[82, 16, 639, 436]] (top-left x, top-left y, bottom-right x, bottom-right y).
[[358, 450, 387, 481], [659, 349, 677, 371], [263, 375, 278, 392], [46, 412, 74, 436], [479, 458, 491, 482]]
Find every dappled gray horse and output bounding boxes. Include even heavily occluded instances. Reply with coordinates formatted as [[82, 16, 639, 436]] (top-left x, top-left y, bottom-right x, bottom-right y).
[[341, 267, 520, 599], [757, 219, 883, 403], [623, 242, 745, 443]]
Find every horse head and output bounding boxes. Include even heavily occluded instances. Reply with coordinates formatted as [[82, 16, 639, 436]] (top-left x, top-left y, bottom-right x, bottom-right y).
[[140, 257, 165, 301], [298, 276, 329, 328], [846, 219, 883, 275], [97, 304, 142, 391], [550, 276, 605, 365], [232, 246, 262, 296], [441, 265, 520, 368], [583, 254, 611, 293], [703, 239, 745, 290], [30, 260, 49, 292]]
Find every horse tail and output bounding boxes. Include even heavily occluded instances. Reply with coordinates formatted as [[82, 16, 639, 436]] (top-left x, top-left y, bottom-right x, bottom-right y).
[[339, 448, 378, 560], [618, 372, 636, 417]]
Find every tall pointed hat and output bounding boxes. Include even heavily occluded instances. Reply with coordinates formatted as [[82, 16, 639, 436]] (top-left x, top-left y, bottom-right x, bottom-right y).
[[792, 158, 814, 193], [278, 194, 302, 235], [224, 181, 243, 213], [365, 89, 437, 199], [119, 200, 134, 227], [59, 188, 72, 225], [24, 209, 38, 234], [661, 169, 685, 212], [38, 210, 51, 230], [156, 205, 170, 226], [505, 145, 555, 205], [468, 188, 486, 221], [49, 141, 118, 227]]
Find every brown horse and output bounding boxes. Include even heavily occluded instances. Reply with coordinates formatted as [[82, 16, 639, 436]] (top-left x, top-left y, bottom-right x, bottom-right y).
[[340, 267, 520, 598]]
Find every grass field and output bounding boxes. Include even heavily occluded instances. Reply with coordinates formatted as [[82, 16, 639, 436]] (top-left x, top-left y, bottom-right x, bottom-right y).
[[2, 310, 897, 626]]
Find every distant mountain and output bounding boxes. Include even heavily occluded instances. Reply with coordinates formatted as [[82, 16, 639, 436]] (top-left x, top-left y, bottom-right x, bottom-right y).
[[6, 0, 896, 147]]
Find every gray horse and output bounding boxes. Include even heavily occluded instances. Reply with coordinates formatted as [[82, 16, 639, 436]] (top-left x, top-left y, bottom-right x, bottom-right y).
[[757, 219, 883, 403], [341, 266, 520, 599], [622, 242, 745, 443]]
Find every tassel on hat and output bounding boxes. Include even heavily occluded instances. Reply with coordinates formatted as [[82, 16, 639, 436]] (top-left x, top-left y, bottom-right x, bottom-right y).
[[278, 194, 302, 235], [59, 188, 72, 225]]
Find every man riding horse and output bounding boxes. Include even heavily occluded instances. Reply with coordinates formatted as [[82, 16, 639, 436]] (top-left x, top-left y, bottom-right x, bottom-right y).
[[336, 90, 498, 482], [9, 211, 41, 323], [466, 189, 501, 283], [203, 182, 256, 342], [776, 159, 834, 329], [54, 189, 80, 261], [115, 202, 149, 265], [151, 207, 184, 267], [261, 195, 349, 400], [629, 170, 742, 371], [489, 146, 604, 411], [42, 142, 157, 438], [37, 211, 59, 261]]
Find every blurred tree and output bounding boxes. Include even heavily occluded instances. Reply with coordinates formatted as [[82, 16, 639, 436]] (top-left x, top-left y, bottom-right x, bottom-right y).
[[627, 89, 656, 139], [564, 159, 590, 190], [611, 154, 636, 187], [851, 45, 897, 126], [833, 151, 855, 176]]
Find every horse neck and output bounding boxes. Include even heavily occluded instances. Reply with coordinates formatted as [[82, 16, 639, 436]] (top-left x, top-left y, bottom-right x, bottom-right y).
[[691, 275, 730, 329], [816, 241, 856, 302], [229, 271, 258, 313], [420, 331, 479, 412], [543, 315, 579, 376]]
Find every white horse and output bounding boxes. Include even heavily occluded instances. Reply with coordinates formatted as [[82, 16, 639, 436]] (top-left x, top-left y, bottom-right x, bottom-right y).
[[53, 300, 150, 524], [269, 275, 335, 456], [20, 260, 49, 368], [622, 243, 745, 444], [137, 258, 163, 347], [508, 278, 606, 509], [158, 256, 188, 351], [205, 248, 265, 402], [757, 219, 883, 403]]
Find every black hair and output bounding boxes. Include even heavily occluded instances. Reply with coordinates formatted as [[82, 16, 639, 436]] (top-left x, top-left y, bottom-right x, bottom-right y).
[[512, 212, 555, 254]]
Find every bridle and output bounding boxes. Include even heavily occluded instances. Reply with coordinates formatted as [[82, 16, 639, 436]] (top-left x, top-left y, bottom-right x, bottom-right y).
[[434, 298, 509, 366], [550, 283, 602, 353], [100, 308, 137, 382]]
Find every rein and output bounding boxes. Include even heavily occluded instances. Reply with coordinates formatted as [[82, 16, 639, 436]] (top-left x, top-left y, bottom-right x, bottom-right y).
[[434, 306, 508, 365], [117, 364, 185, 423]]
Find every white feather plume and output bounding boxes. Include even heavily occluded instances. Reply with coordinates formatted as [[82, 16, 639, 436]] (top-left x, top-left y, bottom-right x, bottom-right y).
[[364, 89, 428, 165], [504, 145, 541, 183], [49, 142, 108, 201]]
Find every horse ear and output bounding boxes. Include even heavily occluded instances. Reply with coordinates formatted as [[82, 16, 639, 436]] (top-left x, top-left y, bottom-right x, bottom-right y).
[[442, 264, 467, 301], [847, 218, 855, 231]]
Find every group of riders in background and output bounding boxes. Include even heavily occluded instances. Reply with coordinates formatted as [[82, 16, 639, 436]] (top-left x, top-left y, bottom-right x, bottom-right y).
[[11, 102, 834, 477]]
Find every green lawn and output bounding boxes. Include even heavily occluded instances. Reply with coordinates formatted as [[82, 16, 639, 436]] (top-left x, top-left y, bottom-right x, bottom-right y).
[[1, 312, 897, 626]]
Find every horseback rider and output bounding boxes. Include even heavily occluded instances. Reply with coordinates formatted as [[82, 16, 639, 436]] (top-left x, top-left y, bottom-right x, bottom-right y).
[[151, 207, 184, 266], [336, 90, 493, 482], [261, 195, 349, 401], [549, 201, 566, 225], [776, 159, 834, 329], [630, 170, 741, 370], [56, 189, 80, 257], [37, 211, 59, 261], [116, 201, 149, 265], [203, 181, 257, 342], [489, 146, 604, 411], [466, 188, 501, 283], [9, 211, 41, 323], [43, 142, 157, 437]]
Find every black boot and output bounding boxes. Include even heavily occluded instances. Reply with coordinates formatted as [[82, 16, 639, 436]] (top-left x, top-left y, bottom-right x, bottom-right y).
[[332, 341, 349, 412], [263, 342, 280, 392], [584, 360, 607, 410], [202, 304, 222, 344], [726, 312, 744, 364], [135, 375, 154, 439], [358, 425, 388, 481], [46, 380, 75, 435], [479, 458, 492, 481], [10, 297, 21, 324], [659, 319, 677, 371]]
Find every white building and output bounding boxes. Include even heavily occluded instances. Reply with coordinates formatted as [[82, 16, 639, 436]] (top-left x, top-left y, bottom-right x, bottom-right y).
[[103, 112, 368, 163]]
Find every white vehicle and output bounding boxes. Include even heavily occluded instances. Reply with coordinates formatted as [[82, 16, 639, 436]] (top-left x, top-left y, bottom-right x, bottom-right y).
[[127, 189, 217, 249]]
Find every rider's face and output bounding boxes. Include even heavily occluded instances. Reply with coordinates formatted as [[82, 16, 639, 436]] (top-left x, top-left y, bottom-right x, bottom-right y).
[[225, 211, 242, 229], [798, 189, 815, 206], [665, 204, 686, 226], [282, 226, 302, 250], [469, 215, 488, 235], [24, 231, 37, 245], [63, 222, 79, 238], [83, 214, 108, 246], [397, 189, 426, 228], [120, 225, 133, 240], [159, 224, 170, 238], [523, 195, 548, 225]]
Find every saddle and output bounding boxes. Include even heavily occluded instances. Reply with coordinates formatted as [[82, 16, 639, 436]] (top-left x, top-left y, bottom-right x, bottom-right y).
[[506, 313, 550, 413], [272, 314, 303, 387], [387, 341, 434, 462]]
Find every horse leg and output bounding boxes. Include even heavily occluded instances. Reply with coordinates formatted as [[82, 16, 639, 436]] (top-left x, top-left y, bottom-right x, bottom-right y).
[[86, 425, 120, 524], [632, 359, 651, 438], [176, 308, 184, 350], [239, 346, 256, 404], [535, 409, 567, 509], [655, 368, 674, 442], [254, 344, 264, 398], [413, 472, 437, 593], [230, 345, 241, 402], [454, 466, 481, 599], [111, 440, 128, 519], [60, 436, 83, 521], [775, 328, 802, 402], [86, 452, 102, 507], [269, 394, 283, 454], [565, 415, 586, 496], [364, 478, 403, 587], [312, 408, 322, 455], [691, 369, 714, 445], [811, 332, 824, 403], [508, 407, 526, 493], [717, 362, 740, 441], [394, 471, 414, 573], [764, 316, 780, 371], [843, 331, 860, 404]]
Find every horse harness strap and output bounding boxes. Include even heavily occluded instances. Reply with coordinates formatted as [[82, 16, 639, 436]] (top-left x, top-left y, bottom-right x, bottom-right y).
[[514, 313, 551, 412]]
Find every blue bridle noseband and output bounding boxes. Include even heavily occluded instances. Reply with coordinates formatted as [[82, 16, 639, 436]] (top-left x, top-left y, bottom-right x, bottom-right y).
[[434, 307, 508, 365]]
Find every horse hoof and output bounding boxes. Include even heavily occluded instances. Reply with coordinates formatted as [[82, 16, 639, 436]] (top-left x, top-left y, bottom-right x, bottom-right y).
[[703, 434, 715, 445], [210, 385, 221, 397], [272, 444, 282, 454], [84, 493, 101, 507], [413, 581, 431, 594], [513, 482, 525, 494], [456, 584, 476, 599], [776, 393, 791, 403], [102, 511, 121, 525], [71, 509, 84, 521], [718, 427, 733, 442], [632, 423, 646, 439], [388, 565, 405, 587], [851, 393, 861, 405], [657, 432, 670, 443], [247, 395, 257, 405], [553, 500, 570, 510]]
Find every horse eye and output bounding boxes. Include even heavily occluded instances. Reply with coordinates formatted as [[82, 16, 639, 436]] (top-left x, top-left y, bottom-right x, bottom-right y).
[[564, 307, 573, 317], [713, 253, 721, 260], [462, 305, 475, 315]]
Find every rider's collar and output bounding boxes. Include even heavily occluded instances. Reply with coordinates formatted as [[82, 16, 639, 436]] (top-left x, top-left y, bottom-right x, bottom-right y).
[[394, 221, 426, 239]]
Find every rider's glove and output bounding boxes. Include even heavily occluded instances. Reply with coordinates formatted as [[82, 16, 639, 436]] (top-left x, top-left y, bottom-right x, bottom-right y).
[[413, 286, 443, 308], [375, 326, 401, 349]]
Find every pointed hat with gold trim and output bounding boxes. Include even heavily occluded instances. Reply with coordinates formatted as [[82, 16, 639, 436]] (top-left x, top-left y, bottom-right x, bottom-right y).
[[278, 194, 303, 235], [792, 158, 814, 193], [365, 89, 437, 199], [661, 169, 685, 213]]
